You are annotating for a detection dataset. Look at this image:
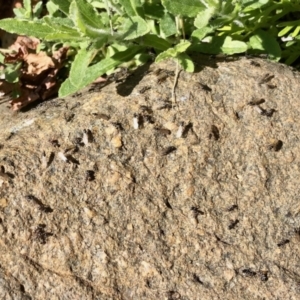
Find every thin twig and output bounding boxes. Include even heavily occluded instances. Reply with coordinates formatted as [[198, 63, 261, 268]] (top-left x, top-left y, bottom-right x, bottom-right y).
[[171, 60, 181, 107]]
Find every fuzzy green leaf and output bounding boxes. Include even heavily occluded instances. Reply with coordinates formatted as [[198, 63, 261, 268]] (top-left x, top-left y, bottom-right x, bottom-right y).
[[249, 30, 281, 60], [174, 40, 192, 53], [23, 0, 31, 12], [142, 34, 171, 51], [155, 49, 176, 62], [221, 36, 248, 54], [160, 12, 177, 37], [191, 27, 214, 41], [75, 0, 104, 31], [155, 40, 191, 62], [162, 0, 205, 17], [51, 0, 71, 15], [144, 2, 165, 19], [13, 8, 27, 19], [84, 46, 142, 83], [242, 0, 268, 12], [43, 16, 75, 32], [119, 0, 144, 17], [69, 1, 86, 34], [69, 48, 94, 87], [33, 1, 43, 18], [0, 18, 53, 38], [46, 1, 60, 16], [42, 16, 84, 41], [194, 7, 215, 29], [69, 0, 109, 38], [177, 53, 194, 72], [44, 32, 87, 41], [121, 16, 149, 40], [58, 79, 78, 98], [4, 63, 22, 83], [59, 46, 142, 97], [190, 36, 247, 55]]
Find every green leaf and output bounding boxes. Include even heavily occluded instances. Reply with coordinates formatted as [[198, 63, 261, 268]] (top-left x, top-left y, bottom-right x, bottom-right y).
[[189, 38, 222, 54], [13, 0, 32, 19], [0, 18, 53, 39], [221, 36, 248, 54], [13, 8, 27, 19], [155, 49, 176, 62], [121, 16, 149, 40], [190, 36, 246, 55], [134, 52, 152, 66], [59, 78, 78, 97], [155, 40, 191, 62], [174, 40, 192, 53], [4, 62, 22, 83], [278, 26, 293, 37], [90, 1, 106, 9], [51, 0, 71, 15], [284, 52, 299, 65], [194, 7, 215, 29], [162, 0, 206, 17], [206, 0, 220, 8], [69, 0, 106, 38], [119, 0, 144, 17], [86, 36, 108, 50], [33, 1, 43, 18], [43, 16, 75, 31], [144, 2, 165, 20], [69, 1, 87, 34], [142, 34, 171, 51], [292, 26, 300, 38], [249, 30, 281, 60], [106, 43, 128, 57], [177, 53, 194, 72], [191, 27, 214, 41], [0, 53, 4, 64], [23, 0, 32, 13], [84, 46, 142, 83], [42, 16, 84, 41], [69, 48, 94, 87], [45, 32, 87, 41], [160, 12, 177, 37], [75, 0, 104, 31], [242, 0, 268, 12], [46, 1, 60, 16], [277, 20, 300, 28], [59, 46, 142, 97]]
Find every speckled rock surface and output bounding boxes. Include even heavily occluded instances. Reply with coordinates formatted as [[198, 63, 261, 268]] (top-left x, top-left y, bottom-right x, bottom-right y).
[[1, 56, 300, 300]]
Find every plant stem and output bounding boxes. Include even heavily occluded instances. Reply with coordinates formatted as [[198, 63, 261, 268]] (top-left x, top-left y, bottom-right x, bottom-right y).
[[104, 0, 114, 36]]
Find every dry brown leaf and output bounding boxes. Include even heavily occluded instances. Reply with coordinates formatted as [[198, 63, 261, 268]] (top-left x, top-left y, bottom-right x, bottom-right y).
[[93, 76, 107, 83], [0, 80, 17, 96], [10, 88, 39, 110], [52, 46, 69, 63], [24, 52, 55, 75]]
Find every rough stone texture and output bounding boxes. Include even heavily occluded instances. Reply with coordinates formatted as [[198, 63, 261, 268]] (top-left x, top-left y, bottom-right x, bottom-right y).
[[1, 56, 300, 300]]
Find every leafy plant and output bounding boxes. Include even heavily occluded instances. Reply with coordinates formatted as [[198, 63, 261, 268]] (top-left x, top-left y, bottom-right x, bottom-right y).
[[13, 0, 44, 20], [0, 0, 300, 108]]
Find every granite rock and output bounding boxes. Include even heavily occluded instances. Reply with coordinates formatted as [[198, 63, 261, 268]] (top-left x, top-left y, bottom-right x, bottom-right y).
[[1, 56, 300, 299]]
